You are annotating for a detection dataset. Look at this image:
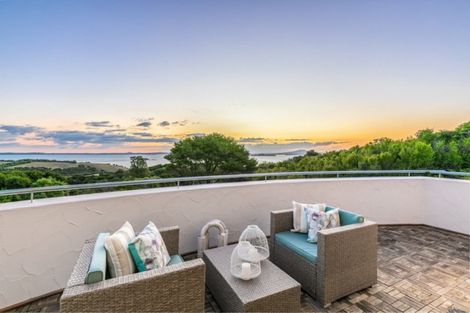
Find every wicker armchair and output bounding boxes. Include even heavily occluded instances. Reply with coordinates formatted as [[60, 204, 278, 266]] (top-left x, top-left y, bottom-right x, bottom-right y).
[[270, 209, 377, 307], [60, 226, 206, 312]]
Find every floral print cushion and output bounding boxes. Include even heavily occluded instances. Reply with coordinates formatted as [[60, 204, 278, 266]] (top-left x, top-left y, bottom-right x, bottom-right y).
[[128, 222, 171, 272], [307, 208, 340, 243]]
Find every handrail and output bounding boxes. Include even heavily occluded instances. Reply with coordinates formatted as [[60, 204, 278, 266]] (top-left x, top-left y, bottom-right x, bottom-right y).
[[0, 169, 468, 202]]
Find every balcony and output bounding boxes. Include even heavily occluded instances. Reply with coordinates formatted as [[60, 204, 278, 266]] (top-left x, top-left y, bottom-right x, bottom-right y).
[[1, 173, 469, 312]]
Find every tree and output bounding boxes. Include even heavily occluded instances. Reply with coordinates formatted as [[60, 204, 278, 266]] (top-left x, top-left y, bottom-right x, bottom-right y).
[[165, 133, 257, 176], [5, 175, 31, 189], [305, 149, 320, 157], [32, 177, 66, 198], [129, 156, 150, 178], [433, 140, 462, 170], [397, 140, 434, 169]]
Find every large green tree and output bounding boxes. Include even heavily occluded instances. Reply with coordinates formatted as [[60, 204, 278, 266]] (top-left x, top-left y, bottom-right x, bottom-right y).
[[129, 156, 150, 178], [165, 133, 257, 176]]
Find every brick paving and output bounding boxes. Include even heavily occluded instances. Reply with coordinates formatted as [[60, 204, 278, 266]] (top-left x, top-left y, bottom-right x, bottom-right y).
[[7, 225, 469, 312]]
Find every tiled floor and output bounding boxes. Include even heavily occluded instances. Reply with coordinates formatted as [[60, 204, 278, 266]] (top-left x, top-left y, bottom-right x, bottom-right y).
[[8, 226, 470, 313]]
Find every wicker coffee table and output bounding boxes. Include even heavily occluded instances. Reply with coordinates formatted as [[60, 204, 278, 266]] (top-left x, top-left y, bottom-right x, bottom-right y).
[[203, 245, 301, 312]]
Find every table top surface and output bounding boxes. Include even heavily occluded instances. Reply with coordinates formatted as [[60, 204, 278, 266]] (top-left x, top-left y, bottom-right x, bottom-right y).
[[203, 244, 300, 302]]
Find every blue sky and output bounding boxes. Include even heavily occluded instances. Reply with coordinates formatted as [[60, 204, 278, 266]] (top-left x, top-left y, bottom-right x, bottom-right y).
[[0, 0, 469, 153]]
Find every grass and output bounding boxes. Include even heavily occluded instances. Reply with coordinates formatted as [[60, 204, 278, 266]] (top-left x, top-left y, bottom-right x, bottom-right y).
[[11, 161, 125, 173]]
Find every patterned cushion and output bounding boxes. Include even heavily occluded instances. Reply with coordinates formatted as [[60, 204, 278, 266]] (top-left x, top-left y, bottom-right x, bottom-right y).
[[104, 222, 136, 278], [307, 208, 340, 243], [292, 201, 326, 233], [128, 222, 171, 272]]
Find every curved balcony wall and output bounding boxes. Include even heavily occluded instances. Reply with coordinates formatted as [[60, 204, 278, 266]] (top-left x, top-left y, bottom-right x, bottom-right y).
[[0, 177, 469, 309]]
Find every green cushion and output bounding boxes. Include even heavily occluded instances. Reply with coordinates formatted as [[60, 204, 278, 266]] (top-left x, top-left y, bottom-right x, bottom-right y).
[[167, 254, 184, 266], [85, 232, 109, 284], [326, 206, 364, 226], [275, 231, 317, 263]]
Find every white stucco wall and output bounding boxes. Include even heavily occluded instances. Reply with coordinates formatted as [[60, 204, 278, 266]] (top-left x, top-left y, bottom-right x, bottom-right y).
[[423, 178, 470, 234], [0, 177, 468, 309]]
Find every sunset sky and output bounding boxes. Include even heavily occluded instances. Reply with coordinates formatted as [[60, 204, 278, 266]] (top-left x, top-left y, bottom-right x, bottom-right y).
[[1, 0, 469, 153]]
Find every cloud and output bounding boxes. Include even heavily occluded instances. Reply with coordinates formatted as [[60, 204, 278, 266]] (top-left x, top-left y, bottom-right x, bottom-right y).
[[43, 130, 178, 145], [171, 120, 189, 126], [312, 141, 343, 147], [0, 124, 180, 149], [186, 133, 206, 137], [136, 121, 152, 128], [285, 138, 308, 142], [132, 132, 153, 137], [105, 128, 127, 133], [85, 121, 115, 128], [158, 121, 170, 127], [238, 137, 265, 143], [0, 125, 40, 135], [0, 125, 41, 144]]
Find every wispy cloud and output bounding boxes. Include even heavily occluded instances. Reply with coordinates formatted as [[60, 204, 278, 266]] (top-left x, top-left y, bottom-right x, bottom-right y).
[[136, 121, 152, 128], [186, 133, 206, 137], [0, 125, 41, 144], [0, 125, 40, 135], [0, 124, 178, 150], [285, 138, 308, 142], [0, 123, 347, 153], [172, 120, 189, 126], [132, 132, 153, 137], [43, 131, 178, 145], [105, 128, 127, 133], [238, 137, 265, 143], [158, 121, 170, 127], [313, 141, 343, 147], [85, 121, 118, 128]]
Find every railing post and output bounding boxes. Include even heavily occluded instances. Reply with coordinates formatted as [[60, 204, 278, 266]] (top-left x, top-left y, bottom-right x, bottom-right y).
[[30, 192, 34, 203], [265, 175, 267, 182], [337, 173, 339, 178], [177, 180, 180, 188]]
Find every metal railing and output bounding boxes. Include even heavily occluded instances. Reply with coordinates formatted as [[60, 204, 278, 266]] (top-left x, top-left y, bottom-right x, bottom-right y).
[[0, 169, 468, 202]]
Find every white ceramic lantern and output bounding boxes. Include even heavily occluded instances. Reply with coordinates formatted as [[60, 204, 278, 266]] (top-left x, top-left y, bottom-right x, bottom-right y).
[[230, 243, 261, 280], [238, 225, 270, 262]]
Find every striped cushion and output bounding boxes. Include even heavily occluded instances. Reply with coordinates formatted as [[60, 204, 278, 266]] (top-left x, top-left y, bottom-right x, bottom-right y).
[[104, 222, 136, 278]]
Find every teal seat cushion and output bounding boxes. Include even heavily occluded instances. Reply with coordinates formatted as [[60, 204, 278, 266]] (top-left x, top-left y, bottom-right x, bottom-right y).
[[167, 254, 184, 266], [85, 232, 110, 284], [326, 206, 364, 226], [275, 231, 317, 263]]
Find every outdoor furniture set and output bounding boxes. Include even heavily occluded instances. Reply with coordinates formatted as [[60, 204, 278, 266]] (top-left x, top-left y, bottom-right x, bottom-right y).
[[60, 202, 377, 312]]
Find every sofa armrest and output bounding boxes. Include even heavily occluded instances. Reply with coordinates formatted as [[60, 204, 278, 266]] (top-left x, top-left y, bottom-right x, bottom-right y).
[[316, 220, 378, 306], [66, 239, 95, 288], [270, 209, 293, 237], [61, 259, 206, 312], [160, 226, 180, 255]]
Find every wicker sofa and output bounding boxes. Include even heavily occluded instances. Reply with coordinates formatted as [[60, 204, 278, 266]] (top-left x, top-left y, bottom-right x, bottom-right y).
[[270, 208, 377, 307], [60, 226, 206, 312]]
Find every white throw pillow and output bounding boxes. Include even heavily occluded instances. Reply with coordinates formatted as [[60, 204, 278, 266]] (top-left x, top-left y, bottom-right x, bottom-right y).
[[104, 221, 136, 278], [307, 208, 340, 243], [292, 201, 326, 233], [128, 222, 171, 272]]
